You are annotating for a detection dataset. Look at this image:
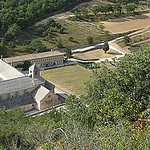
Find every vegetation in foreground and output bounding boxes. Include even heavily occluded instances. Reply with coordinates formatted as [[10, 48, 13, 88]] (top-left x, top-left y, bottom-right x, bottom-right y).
[[0, 44, 149, 149]]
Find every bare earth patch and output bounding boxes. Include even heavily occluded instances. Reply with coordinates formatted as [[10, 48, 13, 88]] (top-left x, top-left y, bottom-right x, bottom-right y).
[[102, 13, 150, 34], [73, 49, 121, 60]]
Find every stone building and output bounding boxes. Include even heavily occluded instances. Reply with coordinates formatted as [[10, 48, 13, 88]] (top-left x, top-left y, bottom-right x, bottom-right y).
[[0, 59, 59, 111], [3, 50, 64, 68]]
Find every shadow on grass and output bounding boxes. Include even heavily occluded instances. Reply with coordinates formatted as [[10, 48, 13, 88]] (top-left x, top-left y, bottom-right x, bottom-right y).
[[107, 52, 121, 55]]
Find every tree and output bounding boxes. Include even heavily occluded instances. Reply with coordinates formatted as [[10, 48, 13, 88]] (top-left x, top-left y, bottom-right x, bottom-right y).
[[64, 47, 72, 58], [81, 8, 89, 19], [113, 3, 122, 13], [124, 35, 131, 45], [4, 23, 21, 42], [23, 60, 32, 71], [16, 60, 32, 71], [104, 30, 110, 40], [147, 0, 150, 8], [86, 36, 93, 44], [125, 3, 137, 13], [73, 10, 81, 18], [25, 39, 47, 52], [57, 38, 63, 49], [99, 25, 105, 32], [91, 6, 99, 16], [85, 45, 150, 124], [0, 40, 7, 56], [103, 41, 109, 53]]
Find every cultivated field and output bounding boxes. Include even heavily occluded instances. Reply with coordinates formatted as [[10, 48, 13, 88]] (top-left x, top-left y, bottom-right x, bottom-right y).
[[41, 65, 93, 96], [73, 49, 121, 60], [102, 13, 150, 34]]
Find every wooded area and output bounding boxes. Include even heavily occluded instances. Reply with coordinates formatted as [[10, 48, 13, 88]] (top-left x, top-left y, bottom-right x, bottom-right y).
[[0, 44, 149, 149]]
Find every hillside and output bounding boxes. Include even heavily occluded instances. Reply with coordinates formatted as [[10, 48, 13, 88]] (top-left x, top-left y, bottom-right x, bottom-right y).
[[0, 0, 149, 57]]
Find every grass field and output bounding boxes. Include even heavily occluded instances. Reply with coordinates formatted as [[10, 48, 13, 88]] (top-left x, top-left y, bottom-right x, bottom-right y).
[[41, 65, 93, 96], [45, 19, 101, 49], [73, 49, 121, 60], [12, 19, 102, 56], [102, 13, 150, 34]]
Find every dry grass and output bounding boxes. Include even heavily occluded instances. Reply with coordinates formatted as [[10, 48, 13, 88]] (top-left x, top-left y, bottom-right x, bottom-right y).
[[102, 13, 150, 34], [41, 65, 93, 96], [43, 19, 101, 50], [73, 49, 121, 60]]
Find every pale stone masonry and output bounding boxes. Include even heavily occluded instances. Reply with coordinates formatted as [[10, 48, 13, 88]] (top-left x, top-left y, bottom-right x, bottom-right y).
[[0, 59, 59, 111], [3, 50, 64, 68]]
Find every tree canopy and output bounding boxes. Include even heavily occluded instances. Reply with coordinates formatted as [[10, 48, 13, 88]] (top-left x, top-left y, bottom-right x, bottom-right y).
[[66, 44, 150, 126]]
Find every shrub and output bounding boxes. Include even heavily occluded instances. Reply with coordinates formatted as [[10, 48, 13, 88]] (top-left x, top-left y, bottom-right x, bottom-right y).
[[86, 36, 93, 44]]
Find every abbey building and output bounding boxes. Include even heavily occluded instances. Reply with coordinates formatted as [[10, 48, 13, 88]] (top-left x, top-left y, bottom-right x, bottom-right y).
[[0, 59, 59, 111], [3, 50, 64, 68]]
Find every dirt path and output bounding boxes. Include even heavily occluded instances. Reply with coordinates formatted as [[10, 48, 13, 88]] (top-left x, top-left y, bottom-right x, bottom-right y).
[[35, 0, 109, 26]]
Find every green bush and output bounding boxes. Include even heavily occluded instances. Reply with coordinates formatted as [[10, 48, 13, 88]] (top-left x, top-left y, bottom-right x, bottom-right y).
[[86, 36, 93, 44]]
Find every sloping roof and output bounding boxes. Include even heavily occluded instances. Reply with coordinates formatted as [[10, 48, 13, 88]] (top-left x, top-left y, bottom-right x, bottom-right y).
[[0, 95, 36, 110], [36, 76, 55, 90], [0, 76, 44, 95], [29, 64, 40, 72], [32, 85, 50, 102], [0, 59, 24, 80], [3, 51, 64, 63]]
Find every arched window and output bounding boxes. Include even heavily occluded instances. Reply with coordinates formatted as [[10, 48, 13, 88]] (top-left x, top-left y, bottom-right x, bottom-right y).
[[15, 92, 19, 98], [7, 93, 11, 100]]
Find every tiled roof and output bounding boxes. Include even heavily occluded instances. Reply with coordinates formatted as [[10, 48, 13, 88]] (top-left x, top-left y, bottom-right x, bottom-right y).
[[3, 51, 64, 63], [0, 76, 44, 95], [0, 95, 36, 110]]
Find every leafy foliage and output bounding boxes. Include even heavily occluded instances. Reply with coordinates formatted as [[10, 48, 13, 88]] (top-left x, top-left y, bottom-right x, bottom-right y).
[[86, 36, 93, 44], [124, 35, 131, 45], [67, 45, 150, 126], [103, 41, 109, 53], [25, 39, 47, 53], [16, 60, 32, 71], [64, 47, 72, 58]]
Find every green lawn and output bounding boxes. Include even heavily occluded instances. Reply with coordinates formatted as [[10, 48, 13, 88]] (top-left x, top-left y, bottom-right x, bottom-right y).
[[41, 65, 93, 96]]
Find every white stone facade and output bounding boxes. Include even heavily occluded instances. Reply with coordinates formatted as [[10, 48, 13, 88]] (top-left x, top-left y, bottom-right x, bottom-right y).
[[0, 60, 59, 112], [3, 51, 64, 68]]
